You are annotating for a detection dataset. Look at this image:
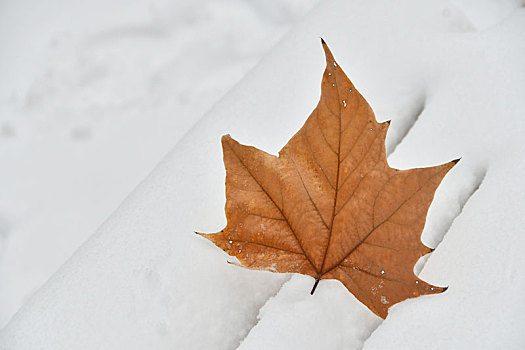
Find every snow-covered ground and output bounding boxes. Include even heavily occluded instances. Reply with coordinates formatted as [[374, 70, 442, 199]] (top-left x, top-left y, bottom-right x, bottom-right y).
[[2, 0, 525, 349], [0, 0, 318, 328]]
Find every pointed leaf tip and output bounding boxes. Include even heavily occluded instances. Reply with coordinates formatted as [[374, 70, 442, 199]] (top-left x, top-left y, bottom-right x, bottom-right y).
[[320, 40, 335, 64]]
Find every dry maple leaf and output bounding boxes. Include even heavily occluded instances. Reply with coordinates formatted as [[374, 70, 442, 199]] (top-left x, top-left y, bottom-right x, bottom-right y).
[[198, 39, 457, 319]]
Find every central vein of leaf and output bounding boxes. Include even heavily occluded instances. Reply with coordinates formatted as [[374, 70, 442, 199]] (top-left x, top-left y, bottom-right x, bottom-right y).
[[318, 66, 342, 277]]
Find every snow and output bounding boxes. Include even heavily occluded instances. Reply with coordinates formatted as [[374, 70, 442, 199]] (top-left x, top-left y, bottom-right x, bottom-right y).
[[238, 276, 381, 350], [2, 0, 525, 349], [0, 0, 318, 328]]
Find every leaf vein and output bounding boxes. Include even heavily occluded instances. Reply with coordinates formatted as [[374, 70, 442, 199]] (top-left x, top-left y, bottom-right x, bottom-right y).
[[224, 140, 318, 273]]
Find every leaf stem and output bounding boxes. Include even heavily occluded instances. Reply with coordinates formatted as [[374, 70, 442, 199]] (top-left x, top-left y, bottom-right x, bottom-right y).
[[310, 277, 320, 295]]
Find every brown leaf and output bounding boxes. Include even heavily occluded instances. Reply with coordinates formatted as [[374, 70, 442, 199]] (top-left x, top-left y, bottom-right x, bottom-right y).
[[199, 40, 457, 319]]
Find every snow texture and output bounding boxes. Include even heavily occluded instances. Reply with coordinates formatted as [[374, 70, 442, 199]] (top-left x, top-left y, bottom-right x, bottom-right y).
[[0, 0, 317, 328], [2, 0, 525, 349]]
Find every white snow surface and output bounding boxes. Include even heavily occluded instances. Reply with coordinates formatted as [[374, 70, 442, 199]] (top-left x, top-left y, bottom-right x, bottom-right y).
[[2, 0, 525, 349], [0, 0, 318, 328]]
